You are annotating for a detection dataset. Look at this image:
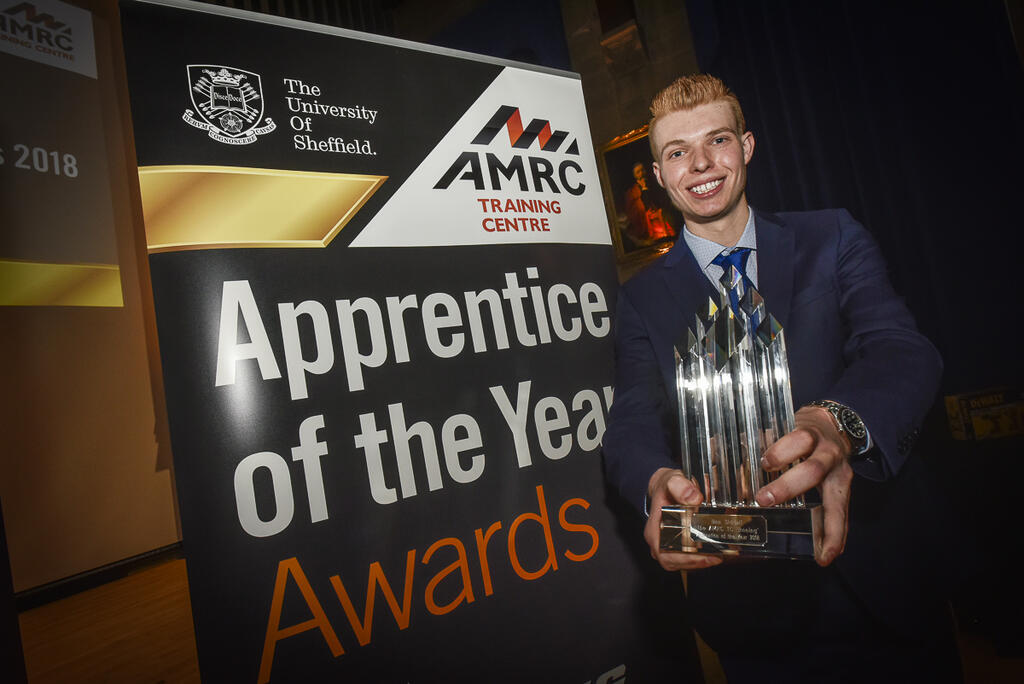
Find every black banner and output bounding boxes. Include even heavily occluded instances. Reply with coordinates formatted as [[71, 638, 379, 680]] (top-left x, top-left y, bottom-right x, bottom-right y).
[[119, 1, 698, 681]]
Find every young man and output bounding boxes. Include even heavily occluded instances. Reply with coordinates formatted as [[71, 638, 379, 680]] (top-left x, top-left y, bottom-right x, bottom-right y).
[[603, 75, 961, 682]]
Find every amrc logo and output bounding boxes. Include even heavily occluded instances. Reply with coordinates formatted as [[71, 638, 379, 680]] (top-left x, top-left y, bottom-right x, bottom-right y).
[[0, 2, 74, 52], [434, 105, 585, 196]]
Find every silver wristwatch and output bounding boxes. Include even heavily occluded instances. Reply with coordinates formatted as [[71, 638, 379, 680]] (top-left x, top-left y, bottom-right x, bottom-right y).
[[809, 400, 868, 453]]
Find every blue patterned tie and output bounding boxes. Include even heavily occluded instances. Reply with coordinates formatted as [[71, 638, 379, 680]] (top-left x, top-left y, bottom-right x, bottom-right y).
[[712, 247, 753, 285], [712, 247, 754, 313]]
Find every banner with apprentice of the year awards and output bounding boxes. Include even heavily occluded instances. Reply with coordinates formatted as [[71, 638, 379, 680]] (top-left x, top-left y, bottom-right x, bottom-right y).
[[119, 1, 700, 681]]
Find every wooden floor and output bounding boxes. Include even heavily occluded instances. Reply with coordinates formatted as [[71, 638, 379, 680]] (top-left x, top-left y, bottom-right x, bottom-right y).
[[19, 560, 199, 684], [16, 558, 1024, 683]]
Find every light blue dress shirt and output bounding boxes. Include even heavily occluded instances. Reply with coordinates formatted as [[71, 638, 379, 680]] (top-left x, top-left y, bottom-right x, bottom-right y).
[[681, 206, 759, 289]]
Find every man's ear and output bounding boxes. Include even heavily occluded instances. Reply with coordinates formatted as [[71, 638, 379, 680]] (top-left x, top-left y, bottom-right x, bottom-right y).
[[652, 162, 665, 188], [742, 131, 755, 164]]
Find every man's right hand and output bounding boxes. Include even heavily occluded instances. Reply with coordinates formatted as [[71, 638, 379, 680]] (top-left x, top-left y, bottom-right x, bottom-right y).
[[645, 467, 723, 572]]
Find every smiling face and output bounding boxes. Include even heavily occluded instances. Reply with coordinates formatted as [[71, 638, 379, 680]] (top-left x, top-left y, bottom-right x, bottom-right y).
[[650, 100, 755, 243]]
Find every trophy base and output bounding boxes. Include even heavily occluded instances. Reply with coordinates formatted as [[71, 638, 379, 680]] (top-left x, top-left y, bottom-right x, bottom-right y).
[[660, 504, 823, 559]]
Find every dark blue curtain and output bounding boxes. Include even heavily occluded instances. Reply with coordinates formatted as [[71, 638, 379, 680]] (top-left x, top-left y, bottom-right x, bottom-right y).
[[687, 0, 1024, 395], [686, 0, 1024, 652]]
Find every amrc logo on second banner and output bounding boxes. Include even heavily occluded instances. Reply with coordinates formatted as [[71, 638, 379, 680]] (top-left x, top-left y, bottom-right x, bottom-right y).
[[435, 105, 585, 196], [183, 64, 277, 145], [0, 1, 74, 52]]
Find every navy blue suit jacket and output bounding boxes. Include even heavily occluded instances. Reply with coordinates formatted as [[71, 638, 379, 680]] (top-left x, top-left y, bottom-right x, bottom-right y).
[[603, 208, 950, 649]]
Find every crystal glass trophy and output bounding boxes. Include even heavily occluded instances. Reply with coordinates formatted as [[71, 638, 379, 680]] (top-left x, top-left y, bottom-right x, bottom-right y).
[[660, 267, 822, 558]]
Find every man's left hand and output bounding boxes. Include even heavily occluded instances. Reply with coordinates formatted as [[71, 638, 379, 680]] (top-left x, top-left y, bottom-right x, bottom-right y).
[[755, 405, 855, 567]]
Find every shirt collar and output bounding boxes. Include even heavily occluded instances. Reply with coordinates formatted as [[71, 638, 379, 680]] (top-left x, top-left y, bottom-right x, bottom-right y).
[[682, 206, 758, 269]]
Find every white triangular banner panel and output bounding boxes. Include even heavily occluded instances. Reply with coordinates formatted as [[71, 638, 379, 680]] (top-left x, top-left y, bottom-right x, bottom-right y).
[[352, 67, 611, 247]]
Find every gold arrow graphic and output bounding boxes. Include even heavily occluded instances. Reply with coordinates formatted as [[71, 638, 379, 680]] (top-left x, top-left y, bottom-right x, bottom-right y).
[[137, 165, 387, 253]]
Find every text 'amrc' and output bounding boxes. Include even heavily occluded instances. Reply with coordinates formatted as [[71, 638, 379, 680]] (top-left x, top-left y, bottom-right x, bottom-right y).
[[434, 105, 585, 196]]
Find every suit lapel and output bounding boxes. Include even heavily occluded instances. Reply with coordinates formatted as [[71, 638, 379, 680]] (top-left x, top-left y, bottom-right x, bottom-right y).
[[753, 210, 794, 329], [658, 236, 718, 342]]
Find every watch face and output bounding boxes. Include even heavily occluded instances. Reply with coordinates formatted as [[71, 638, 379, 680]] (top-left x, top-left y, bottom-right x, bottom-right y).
[[840, 408, 867, 440]]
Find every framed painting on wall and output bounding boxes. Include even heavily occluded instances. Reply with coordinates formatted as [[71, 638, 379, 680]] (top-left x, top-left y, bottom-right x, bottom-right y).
[[597, 125, 681, 267]]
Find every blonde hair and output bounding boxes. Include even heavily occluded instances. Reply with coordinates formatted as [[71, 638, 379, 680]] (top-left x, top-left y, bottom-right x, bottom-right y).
[[648, 74, 746, 157]]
